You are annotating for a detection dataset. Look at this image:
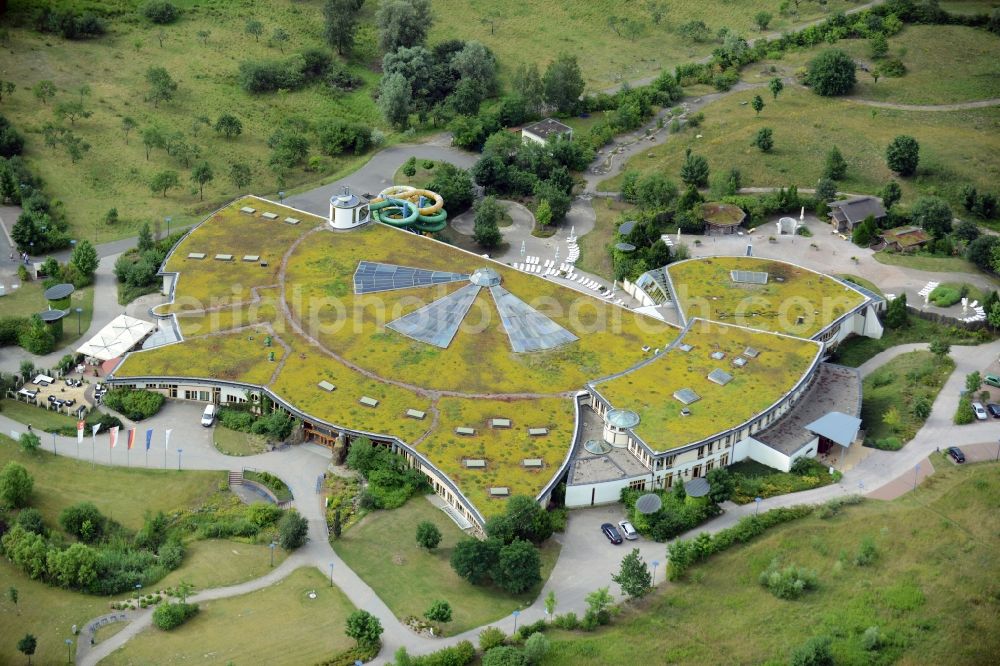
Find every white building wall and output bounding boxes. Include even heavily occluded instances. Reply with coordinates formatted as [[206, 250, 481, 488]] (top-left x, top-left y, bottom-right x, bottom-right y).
[[731, 435, 819, 472], [566, 475, 640, 508]]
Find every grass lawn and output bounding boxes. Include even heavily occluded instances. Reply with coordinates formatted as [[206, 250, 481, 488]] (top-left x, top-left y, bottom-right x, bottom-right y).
[[0, 281, 95, 346], [942, 0, 1000, 14], [333, 496, 561, 634], [393, 159, 442, 189], [0, 398, 81, 434], [837, 274, 883, 296], [874, 250, 983, 274], [155, 539, 288, 592], [212, 425, 267, 456], [543, 459, 1000, 665], [94, 621, 128, 645], [742, 25, 1000, 105], [1, 1, 384, 245], [600, 86, 1000, 212], [428, 0, 860, 89], [833, 315, 995, 367], [103, 567, 357, 666], [862, 350, 955, 448], [727, 458, 840, 504], [577, 198, 633, 280], [0, 558, 106, 665], [0, 434, 222, 531]]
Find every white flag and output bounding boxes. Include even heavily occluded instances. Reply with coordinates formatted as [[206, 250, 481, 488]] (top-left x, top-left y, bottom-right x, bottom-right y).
[[92, 423, 102, 437], [77, 420, 85, 444], [165, 428, 173, 451], [110, 426, 119, 449]]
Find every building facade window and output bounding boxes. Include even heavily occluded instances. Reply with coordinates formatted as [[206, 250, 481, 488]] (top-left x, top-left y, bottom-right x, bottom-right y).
[[628, 478, 647, 491]]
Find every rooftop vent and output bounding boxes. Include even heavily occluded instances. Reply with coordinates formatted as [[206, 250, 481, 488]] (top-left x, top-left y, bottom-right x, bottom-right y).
[[732, 357, 748, 368], [730, 270, 768, 284], [743, 347, 760, 358], [678, 343, 693, 352], [710, 351, 725, 360], [680, 408, 691, 417], [674, 388, 701, 405], [707, 369, 733, 385]]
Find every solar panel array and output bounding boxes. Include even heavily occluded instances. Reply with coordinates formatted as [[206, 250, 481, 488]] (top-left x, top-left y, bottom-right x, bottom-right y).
[[729, 270, 769, 284], [387, 283, 482, 348], [353, 261, 469, 294], [707, 368, 733, 385], [489, 286, 578, 353]]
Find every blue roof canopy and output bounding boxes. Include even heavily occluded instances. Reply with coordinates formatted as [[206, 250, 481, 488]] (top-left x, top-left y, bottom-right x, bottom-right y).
[[805, 411, 862, 447]]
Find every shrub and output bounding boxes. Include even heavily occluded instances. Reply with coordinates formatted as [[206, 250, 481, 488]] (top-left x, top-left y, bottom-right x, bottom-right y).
[[59, 501, 105, 543], [790, 635, 834, 666], [552, 612, 578, 630], [928, 285, 961, 307], [238, 58, 306, 94], [416, 521, 442, 550], [479, 626, 507, 651], [854, 536, 879, 566], [482, 646, 527, 666], [142, 1, 180, 24], [15, 508, 46, 535], [954, 396, 975, 425], [758, 558, 818, 599], [152, 602, 199, 630], [102, 388, 165, 420], [218, 408, 254, 431], [278, 509, 308, 550]]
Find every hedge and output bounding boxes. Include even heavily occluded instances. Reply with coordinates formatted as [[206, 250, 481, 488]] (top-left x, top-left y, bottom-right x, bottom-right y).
[[102, 388, 165, 421], [152, 601, 199, 630]]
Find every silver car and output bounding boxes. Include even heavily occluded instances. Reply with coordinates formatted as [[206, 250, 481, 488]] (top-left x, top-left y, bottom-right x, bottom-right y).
[[618, 520, 639, 540]]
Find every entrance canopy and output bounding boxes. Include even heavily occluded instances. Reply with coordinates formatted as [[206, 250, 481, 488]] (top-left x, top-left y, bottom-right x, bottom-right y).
[[77, 314, 154, 361], [805, 411, 862, 448]]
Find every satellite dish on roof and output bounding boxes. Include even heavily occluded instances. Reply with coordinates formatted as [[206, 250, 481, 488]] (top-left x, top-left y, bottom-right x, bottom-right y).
[[636, 493, 663, 515]]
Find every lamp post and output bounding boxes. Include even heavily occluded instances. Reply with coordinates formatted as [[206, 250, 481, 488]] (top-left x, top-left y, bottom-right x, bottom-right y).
[[177, 448, 183, 470], [512, 609, 520, 633], [913, 463, 920, 491], [52, 432, 57, 455], [269, 541, 276, 567], [65, 638, 73, 664], [651, 559, 660, 585], [754, 496, 762, 516], [329, 562, 335, 586], [278, 190, 285, 203], [165, 216, 172, 238], [75, 307, 83, 335], [995, 437, 999, 462]]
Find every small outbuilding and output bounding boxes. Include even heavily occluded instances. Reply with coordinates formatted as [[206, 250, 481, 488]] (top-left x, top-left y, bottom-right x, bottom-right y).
[[879, 225, 930, 252], [521, 118, 573, 145], [828, 196, 886, 233], [701, 202, 746, 236]]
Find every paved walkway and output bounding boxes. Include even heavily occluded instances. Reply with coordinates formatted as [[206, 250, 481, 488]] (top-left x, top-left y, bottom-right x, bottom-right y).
[[845, 97, 1000, 112]]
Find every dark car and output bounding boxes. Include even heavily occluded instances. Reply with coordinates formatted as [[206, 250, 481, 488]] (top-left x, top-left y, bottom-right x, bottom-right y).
[[988, 403, 1000, 418], [947, 447, 966, 464], [601, 522, 623, 545]]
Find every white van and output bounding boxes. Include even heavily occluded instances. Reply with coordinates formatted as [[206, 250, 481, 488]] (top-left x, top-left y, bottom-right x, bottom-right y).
[[201, 404, 217, 427]]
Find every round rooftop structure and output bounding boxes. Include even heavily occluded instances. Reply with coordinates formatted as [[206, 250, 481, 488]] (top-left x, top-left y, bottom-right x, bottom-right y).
[[584, 439, 613, 455], [684, 477, 712, 498], [635, 493, 663, 515], [329, 188, 370, 230], [605, 408, 640, 429], [615, 242, 636, 253], [331, 193, 361, 208], [37, 308, 67, 322], [469, 267, 501, 287], [44, 283, 75, 301]]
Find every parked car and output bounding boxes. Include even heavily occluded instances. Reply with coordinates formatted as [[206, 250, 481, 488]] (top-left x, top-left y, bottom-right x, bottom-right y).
[[987, 403, 1000, 418], [947, 447, 966, 463], [200, 404, 217, 427], [618, 520, 639, 540], [985, 374, 1000, 388], [601, 523, 623, 545], [972, 401, 988, 421]]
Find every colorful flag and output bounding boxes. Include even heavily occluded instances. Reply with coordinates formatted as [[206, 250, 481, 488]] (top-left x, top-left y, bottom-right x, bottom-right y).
[[127, 428, 136, 450], [145, 428, 153, 451], [77, 421, 85, 444], [165, 428, 173, 451], [109, 426, 119, 449]]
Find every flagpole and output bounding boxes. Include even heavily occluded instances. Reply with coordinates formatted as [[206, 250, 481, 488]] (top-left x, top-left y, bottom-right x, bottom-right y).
[[92, 431, 96, 467]]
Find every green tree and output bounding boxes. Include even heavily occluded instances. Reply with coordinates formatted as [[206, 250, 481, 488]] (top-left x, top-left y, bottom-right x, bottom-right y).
[[544, 590, 556, 618], [32, 80, 56, 105], [493, 539, 542, 594], [17, 317, 55, 355], [145, 66, 177, 107], [137, 222, 154, 252], [512, 63, 544, 116], [886, 135, 920, 176], [966, 371, 982, 393], [278, 509, 308, 549], [424, 599, 452, 623], [376, 0, 433, 52], [54, 100, 91, 126], [852, 215, 878, 246], [612, 548, 652, 599], [379, 72, 412, 129], [815, 177, 837, 203], [121, 116, 137, 144], [332, 507, 342, 539], [8, 586, 18, 614], [534, 199, 553, 228], [60, 502, 104, 542], [415, 520, 442, 550], [402, 156, 417, 177], [880, 180, 902, 209], [768, 77, 784, 100], [584, 586, 613, 621], [806, 49, 856, 96], [929, 339, 950, 360], [190, 162, 214, 200], [450, 538, 500, 584], [911, 195, 952, 237], [755, 11, 772, 30], [790, 635, 834, 666], [824, 146, 847, 180], [680, 149, 709, 187], [705, 467, 735, 502], [869, 32, 889, 59], [543, 54, 585, 114], [69, 239, 98, 283], [636, 172, 677, 209], [141, 125, 165, 160], [752, 127, 774, 153], [17, 634, 36, 665], [149, 170, 179, 197], [989, 301, 1000, 328], [270, 27, 290, 53], [885, 294, 908, 328], [1, 463, 34, 509], [751, 94, 765, 116], [17, 432, 40, 454], [524, 632, 550, 663], [197, 29, 210, 46], [229, 161, 253, 190], [882, 406, 902, 433], [214, 113, 243, 139], [345, 609, 383, 649], [245, 19, 264, 42], [483, 646, 527, 666]]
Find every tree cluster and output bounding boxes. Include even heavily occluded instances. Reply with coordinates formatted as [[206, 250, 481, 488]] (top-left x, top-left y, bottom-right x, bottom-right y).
[[345, 437, 431, 510], [31, 6, 106, 40]]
